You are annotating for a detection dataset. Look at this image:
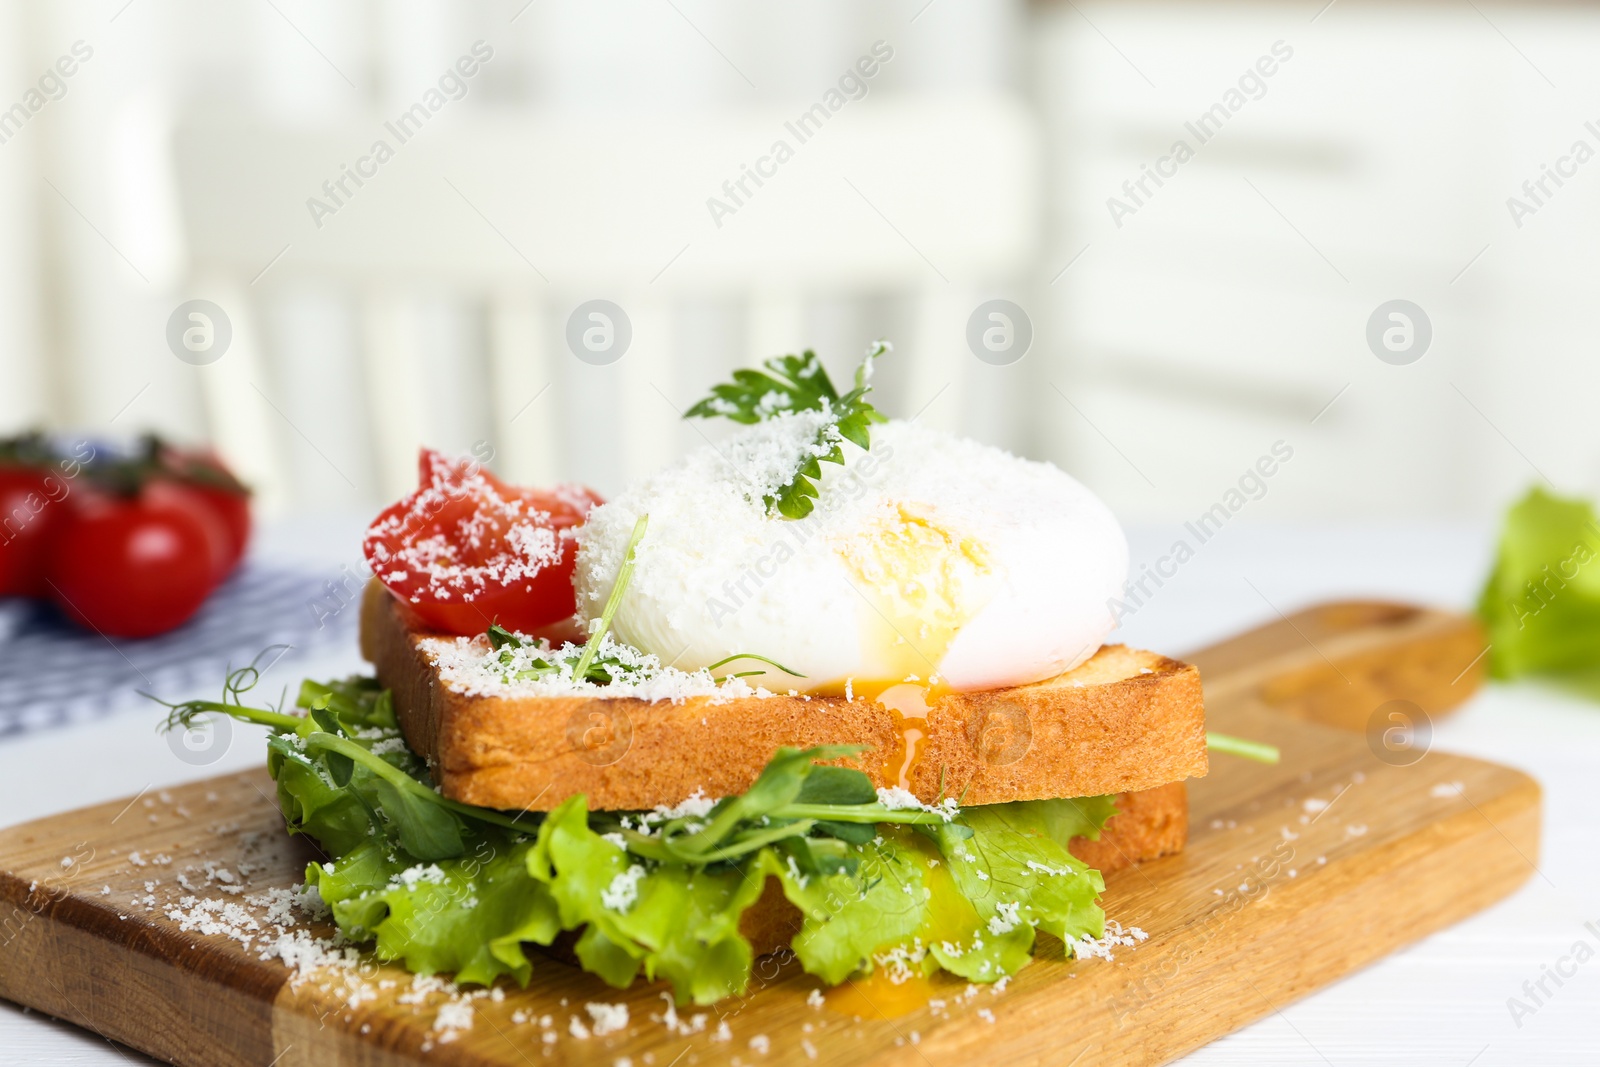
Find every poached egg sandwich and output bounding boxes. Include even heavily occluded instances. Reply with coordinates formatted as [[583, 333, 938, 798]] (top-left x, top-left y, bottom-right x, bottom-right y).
[[163, 343, 1262, 1007]]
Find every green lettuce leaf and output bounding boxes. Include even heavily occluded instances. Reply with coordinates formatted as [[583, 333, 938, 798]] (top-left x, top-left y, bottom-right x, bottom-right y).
[[1026, 794, 1120, 848], [1478, 487, 1600, 680], [526, 811, 1052, 998], [530, 796, 772, 1002], [309, 832, 561, 987], [926, 804, 1106, 981], [261, 681, 456, 857], [771, 829, 939, 984]]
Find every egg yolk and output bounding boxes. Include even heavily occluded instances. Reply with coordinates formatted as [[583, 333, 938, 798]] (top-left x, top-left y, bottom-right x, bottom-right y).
[[836, 502, 994, 681], [829, 503, 996, 787]]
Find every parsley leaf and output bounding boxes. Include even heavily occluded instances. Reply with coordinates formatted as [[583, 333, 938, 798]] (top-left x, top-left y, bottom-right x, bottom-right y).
[[685, 341, 890, 519]]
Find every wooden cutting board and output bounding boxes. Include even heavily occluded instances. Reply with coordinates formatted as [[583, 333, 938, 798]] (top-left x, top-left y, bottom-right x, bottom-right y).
[[0, 601, 1535, 1067]]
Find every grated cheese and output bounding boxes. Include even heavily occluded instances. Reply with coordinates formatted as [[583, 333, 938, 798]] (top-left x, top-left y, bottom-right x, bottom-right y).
[[393, 864, 445, 888], [986, 901, 1024, 935], [874, 787, 959, 822], [1068, 919, 1148, 962], [432, 1001, 474, 1037], [600, 865, 647, 913], [585, 1001, 629, 1036], [653, 788, 716, 821], [422, 630, 776, 705]]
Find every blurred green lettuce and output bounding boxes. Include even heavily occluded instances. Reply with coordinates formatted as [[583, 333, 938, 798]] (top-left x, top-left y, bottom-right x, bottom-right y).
[[1478, 487, 1600, 680]]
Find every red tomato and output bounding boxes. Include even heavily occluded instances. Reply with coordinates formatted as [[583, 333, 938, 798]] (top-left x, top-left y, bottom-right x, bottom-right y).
[[153, 446, 251, 576], [0, 464, 69, 597], [188, 481, 251, 572], [144, 480, 236, 584], [363, 449, 603, 637], [46, 486, 217, 637]]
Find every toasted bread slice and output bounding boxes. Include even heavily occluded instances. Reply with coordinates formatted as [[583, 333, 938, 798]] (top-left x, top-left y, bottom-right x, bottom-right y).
[[1066, 780, 1188, 873], [361, 582, 1208, 812]]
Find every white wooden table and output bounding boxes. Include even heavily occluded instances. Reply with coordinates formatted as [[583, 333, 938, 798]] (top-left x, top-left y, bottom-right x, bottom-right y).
[[2, 518, 1596, 1066]]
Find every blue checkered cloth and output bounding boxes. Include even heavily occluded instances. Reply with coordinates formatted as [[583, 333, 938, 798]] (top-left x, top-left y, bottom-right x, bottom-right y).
[[0, 563, 359, 738]]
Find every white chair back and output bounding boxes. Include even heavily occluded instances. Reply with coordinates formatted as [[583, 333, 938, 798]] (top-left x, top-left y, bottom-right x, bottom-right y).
[[169, 97, 1040, 511]]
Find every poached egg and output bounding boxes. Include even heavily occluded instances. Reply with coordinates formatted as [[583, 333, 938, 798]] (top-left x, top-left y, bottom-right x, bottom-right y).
[[573, 418, 1128, 696]]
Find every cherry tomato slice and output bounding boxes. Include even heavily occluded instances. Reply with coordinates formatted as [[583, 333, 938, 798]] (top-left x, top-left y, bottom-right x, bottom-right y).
[[363, 449, 603, 637]]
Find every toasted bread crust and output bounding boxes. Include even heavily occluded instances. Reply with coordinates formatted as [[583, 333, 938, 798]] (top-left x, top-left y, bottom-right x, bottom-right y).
[[361, 582, 1208, 812], [1067, 780, 1188, 872]]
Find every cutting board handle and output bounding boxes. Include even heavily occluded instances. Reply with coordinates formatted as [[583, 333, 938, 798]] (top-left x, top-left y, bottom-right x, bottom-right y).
[[1183, 599, 1488, 732]]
